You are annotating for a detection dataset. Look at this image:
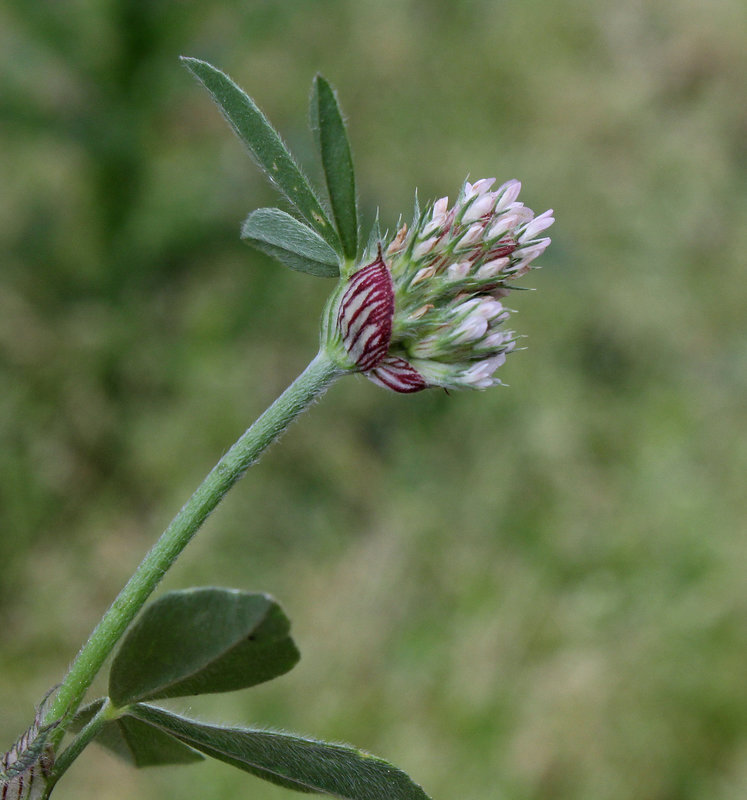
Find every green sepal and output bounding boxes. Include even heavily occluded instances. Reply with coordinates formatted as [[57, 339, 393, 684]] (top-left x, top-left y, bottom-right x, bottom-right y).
[[129, 704, 433, 800], [411, 189, 421, 229], [180, 57, 340, 252], [309, 75, 359, 260], [361, 212, 382, 264], [242, 208, 340, 277], [69, 701, 204, 768], [109, 588, 300, 706]]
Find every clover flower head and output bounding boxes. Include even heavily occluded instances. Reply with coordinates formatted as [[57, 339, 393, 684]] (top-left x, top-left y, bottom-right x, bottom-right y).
[[330, 178, 553, 392]]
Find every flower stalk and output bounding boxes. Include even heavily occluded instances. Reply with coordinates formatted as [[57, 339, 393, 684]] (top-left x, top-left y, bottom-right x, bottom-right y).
[[43, 351, 341, 740]]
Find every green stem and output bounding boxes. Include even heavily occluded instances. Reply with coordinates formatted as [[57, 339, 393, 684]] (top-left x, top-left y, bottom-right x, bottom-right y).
[[45, 699, 117, 795], [44, 350, 341, 737]]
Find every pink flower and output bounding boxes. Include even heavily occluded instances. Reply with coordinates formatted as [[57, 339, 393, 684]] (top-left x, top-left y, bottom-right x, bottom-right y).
[[327, 178, 553, 392]]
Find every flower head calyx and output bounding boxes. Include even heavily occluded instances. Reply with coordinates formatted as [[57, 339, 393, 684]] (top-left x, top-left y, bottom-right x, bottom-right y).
[[324, 178, 553, 392]]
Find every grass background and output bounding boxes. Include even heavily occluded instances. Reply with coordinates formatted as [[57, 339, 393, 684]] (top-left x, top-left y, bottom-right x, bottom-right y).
[[1, 1, 746, 798]]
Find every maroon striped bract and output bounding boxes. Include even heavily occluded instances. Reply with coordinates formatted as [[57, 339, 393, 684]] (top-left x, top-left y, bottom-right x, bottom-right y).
[[336, 250, 395, 372]]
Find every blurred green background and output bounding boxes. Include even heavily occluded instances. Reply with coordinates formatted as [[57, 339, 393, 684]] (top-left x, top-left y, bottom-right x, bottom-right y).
[[1, 0, 746, 798]]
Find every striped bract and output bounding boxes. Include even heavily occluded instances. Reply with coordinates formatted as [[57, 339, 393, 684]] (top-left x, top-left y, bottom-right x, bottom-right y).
[[336, 252, 395, 371]]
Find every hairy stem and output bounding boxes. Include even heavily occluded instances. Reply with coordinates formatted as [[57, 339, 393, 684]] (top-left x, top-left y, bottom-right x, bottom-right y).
[[44, 699, 117, 796], [44, 350, 341, 740]]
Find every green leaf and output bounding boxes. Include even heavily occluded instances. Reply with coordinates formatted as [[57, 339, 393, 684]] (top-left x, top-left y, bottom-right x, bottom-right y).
[[309, 75, 358, 261], [70, 701, 203, 768], [109, 588, 300, 706], [129, 705, 433, 800], [181, 56, 340, 252], [242, 208, 340, 277]]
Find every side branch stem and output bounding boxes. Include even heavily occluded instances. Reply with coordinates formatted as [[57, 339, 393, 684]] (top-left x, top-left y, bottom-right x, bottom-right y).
[[44, 699, 116, 795]]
